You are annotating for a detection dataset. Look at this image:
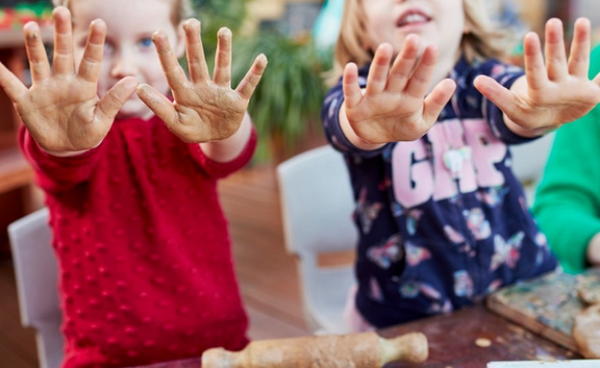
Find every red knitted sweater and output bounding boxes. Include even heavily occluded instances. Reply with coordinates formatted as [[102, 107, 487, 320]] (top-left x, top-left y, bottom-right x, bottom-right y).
[[19, 115, 255, 368]]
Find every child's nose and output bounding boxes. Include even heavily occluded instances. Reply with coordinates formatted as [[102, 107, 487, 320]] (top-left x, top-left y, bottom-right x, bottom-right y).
[[110, 51, 138, 78]]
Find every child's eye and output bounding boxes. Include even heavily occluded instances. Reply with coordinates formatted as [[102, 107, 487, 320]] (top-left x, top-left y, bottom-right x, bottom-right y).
[[103, 42, 114, 55], [138, 37, 154, 49]]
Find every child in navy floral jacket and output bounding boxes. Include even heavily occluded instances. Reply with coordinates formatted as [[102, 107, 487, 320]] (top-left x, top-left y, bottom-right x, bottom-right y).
[[323, 0, 600, 329]]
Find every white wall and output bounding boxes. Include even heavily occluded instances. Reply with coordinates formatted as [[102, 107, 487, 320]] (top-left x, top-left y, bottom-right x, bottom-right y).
[[571, 0, 600, 29]]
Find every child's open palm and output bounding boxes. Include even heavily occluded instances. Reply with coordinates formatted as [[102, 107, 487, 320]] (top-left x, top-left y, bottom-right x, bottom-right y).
[[137, 20, 267, 143], [475, 18, 600, 131], [0, 7, 138, 153], [343, 34, 456, 144]]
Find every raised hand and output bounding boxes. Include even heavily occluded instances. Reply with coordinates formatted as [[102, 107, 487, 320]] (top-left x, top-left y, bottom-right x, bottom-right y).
[[0, 7, 138, 153], [474, 18, 600, 131], [136, 19, 267, 144], [343, 34, 456, 144]]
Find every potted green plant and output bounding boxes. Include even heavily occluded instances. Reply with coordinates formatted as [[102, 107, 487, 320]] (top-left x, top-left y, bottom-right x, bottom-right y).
[[193, 0, 248, 58], [231, 32, 329, 162]]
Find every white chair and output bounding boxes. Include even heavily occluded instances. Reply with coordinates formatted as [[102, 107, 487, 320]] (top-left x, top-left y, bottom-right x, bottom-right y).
[[8, 208, 64, 368], [509, 132, 555, 204], [277, 145, 358, 334]]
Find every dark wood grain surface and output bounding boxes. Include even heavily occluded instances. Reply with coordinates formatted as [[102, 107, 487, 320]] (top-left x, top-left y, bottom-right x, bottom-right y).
[[382, 305, 577, 368]]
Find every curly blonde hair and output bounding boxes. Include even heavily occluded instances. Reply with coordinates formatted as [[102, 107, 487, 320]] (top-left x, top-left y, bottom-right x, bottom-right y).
[[52, 0, 194, 25], [333, 0, 518, 78]]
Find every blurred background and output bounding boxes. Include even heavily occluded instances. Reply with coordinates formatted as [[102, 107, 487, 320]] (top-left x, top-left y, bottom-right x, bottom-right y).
[[1, 1, 600, 367]]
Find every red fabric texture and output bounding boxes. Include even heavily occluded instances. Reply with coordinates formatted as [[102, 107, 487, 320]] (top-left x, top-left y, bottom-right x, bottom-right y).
[[19, 115, 256, 368]]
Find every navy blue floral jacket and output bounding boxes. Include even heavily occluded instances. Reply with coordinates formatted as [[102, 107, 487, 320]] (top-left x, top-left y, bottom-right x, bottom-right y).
[[321, 57, 558, 327]]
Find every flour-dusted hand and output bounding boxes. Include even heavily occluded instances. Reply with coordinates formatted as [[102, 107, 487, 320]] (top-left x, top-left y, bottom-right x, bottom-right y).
[[343, 34, 456, 144], [136, 19, 267, 144], [0, 7, 138, 154], [474, 18, 600, 133]]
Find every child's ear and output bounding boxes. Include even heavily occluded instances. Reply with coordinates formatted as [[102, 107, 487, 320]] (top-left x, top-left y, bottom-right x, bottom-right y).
[[174, 21, 186, 59]]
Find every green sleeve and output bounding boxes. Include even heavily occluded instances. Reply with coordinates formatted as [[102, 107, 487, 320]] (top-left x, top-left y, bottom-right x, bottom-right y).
[[532, 46, 600, 274]]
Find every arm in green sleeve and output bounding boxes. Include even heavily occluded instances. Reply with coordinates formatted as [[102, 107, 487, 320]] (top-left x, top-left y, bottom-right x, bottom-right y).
[[533, 108, 600, 273]]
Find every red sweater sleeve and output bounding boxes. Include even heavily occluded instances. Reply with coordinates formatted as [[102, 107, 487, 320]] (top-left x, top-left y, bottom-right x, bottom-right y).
[[18, 125, 103, 193], [187, 126, 257, 180]]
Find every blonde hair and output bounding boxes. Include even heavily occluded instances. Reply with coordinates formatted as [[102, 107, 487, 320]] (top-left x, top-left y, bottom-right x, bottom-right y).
[[333, 0, 518, 79], [52, 0, 194, 25]]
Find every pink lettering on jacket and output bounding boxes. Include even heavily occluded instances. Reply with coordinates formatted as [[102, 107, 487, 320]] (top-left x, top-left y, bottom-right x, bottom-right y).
[[392, 119, 507, 208], [428, 120, 477, 200], [463, 119, 506, 188], [392, 140, 433, 208]]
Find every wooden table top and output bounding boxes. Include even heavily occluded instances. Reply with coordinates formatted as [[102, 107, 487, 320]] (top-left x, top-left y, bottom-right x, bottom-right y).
[[133, 304, 578, 368], [381, 304, 577, 368]]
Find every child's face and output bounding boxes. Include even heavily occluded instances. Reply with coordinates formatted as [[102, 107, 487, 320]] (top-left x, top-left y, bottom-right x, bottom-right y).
[[364, 0, 466, 64], [71, 0, 184, 120]]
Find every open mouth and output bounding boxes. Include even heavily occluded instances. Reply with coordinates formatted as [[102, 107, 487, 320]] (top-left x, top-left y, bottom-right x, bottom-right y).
[[396, 9, 431, 28]]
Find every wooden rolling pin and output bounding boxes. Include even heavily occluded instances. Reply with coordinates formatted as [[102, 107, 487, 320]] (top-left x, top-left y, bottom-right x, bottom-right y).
[[202, 331, 428, 368]]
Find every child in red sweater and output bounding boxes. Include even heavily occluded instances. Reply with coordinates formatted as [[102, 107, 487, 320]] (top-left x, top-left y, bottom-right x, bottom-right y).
[[0, 0, 267, 367]]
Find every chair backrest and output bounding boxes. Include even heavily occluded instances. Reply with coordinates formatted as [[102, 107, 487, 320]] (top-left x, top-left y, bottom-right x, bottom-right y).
[[277, 145, 358, 334], [509, 132, 555, 184], [277, 145, 358, 258], [509, 132, 555, 204], [8, 208, 64, 368]]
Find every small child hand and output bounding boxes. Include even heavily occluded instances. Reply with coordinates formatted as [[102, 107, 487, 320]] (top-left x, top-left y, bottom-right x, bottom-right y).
[[136, 20, 267, 144], [474, 18, 600, 132], [343, 35, 456, 144], [588, 233, 600, 267], [0, 7, 138, 154]]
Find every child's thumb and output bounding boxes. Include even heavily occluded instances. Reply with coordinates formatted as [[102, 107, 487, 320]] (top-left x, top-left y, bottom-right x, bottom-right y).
[[96, 77, 139, 123], [136, 83, 177, 129]]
